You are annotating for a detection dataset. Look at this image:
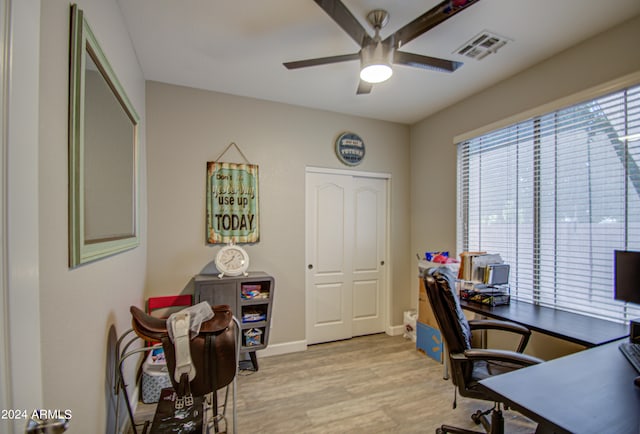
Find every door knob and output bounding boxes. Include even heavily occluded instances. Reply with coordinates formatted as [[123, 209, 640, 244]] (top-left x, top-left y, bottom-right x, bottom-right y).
[[308, 264, 313, 269], [380, 261, 385, 266]]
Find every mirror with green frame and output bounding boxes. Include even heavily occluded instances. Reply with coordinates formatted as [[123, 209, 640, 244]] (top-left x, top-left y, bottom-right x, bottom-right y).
[[69, 4, 140, 267]]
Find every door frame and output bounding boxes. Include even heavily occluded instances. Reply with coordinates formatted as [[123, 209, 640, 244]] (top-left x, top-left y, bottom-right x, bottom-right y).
[[305, 166, 392, 343], [1, 2, 44, 430], [0, 0, 9, 415]]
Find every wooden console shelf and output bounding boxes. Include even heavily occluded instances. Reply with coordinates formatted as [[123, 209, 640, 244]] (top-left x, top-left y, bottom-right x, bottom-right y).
[[194, 272, 274, 371]]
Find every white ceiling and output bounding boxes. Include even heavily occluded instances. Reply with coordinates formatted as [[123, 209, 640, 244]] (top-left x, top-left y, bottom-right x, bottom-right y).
[[117, 0, 640, 125]]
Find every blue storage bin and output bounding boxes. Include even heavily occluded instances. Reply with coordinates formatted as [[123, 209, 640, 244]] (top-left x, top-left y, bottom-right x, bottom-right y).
[[416, 321, 443, 363]]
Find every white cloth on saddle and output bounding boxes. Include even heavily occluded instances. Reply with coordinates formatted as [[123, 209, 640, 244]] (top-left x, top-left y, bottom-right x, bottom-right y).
[[166, 301, 215, 386], [166, 301, 214, 343]]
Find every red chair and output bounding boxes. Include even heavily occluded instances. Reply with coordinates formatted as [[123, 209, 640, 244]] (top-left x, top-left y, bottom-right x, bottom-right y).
[[147, 295, 193, 317], [144, 295, 193, 345]]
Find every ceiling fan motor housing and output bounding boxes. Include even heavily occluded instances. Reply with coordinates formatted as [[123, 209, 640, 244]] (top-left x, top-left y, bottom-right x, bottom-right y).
[[360, 40, 393, 83]]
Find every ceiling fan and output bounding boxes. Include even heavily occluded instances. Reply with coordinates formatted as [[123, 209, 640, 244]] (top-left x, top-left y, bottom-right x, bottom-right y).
[[284, 0, 480, 94]]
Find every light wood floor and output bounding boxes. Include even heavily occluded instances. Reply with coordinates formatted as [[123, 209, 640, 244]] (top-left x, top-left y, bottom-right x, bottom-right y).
[[130, 333, 537, 433]]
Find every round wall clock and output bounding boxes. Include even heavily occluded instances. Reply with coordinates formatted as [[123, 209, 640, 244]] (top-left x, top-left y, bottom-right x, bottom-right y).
[[215, 241, 249, 278], [335, 132, 365, 166]]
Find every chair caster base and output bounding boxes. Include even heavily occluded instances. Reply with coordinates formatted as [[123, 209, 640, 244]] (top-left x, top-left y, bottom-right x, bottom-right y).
[[436, 407, 505, 434], [471, 410, 485, 424], [436, 425, 484, 434]]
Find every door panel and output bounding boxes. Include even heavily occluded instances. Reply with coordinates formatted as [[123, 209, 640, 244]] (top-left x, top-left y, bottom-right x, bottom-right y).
[[352, 280, 379, 319], [354, 188, 379, 271], [315, 283, 344, 324], [352, 177, 386, 336], [306, 173, 352, 344], [316, 183, 345, 273]]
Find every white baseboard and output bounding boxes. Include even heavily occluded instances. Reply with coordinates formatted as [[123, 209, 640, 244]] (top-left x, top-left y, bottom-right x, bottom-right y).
[[387, 324, 405, 336], [257, 339, 307, 357]]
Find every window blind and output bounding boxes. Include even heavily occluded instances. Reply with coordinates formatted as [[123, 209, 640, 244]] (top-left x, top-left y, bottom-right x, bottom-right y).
[[457, 84, 640, 323]]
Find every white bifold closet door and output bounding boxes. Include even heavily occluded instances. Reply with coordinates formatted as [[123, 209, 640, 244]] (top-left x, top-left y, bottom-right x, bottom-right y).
[[305, 170, 388, 345]]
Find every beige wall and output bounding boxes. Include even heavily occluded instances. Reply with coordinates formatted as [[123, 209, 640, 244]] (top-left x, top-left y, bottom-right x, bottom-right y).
[[38, 0, 147, 432], [410, 14, 640, 359], [145, 82, 412, 346]]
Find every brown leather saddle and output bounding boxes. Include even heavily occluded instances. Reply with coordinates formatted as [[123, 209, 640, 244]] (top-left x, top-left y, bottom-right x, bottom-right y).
[[130, 304, 237, 405]]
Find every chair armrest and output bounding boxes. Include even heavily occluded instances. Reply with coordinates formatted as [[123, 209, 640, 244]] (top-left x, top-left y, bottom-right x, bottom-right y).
[[468, 319, 531, 353], [468, 319, 530, 335], [461, 348, 543, 366]]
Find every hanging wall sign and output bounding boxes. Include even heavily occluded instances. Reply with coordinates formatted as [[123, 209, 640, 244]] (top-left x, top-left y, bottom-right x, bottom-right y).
[[206, 161, 259, 244], [335, 132, 365, 166]]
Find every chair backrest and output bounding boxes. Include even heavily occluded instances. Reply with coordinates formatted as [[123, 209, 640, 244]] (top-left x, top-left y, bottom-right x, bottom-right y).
[[423, 267, 472, 355], [147, 294, 193, 317]]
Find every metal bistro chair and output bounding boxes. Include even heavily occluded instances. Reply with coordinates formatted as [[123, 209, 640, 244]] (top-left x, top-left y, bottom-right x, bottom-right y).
[[423, 266, 543, 434]]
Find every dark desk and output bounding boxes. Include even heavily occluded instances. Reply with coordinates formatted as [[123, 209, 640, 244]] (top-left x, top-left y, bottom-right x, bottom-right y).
[[460, 299, 628, 347], [481, 341, 640, 434]]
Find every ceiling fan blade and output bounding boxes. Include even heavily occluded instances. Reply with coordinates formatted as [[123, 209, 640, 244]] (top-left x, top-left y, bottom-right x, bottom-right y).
[[283, 53, 360, 69], [384, 0, 480, 48], [356, 80, 373, 95], [394, 51, 462, 73], [314, 0, 371, 47]]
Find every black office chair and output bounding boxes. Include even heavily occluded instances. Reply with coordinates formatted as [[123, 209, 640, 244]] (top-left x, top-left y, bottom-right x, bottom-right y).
[[423, 266, 543, 434]]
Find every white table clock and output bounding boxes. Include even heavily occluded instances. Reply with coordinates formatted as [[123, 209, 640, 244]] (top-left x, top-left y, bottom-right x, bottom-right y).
[[215, 241, 250, 278]]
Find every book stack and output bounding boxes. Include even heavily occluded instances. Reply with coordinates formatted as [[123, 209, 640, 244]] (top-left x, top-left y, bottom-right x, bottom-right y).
[[458, 252, 510, 306]]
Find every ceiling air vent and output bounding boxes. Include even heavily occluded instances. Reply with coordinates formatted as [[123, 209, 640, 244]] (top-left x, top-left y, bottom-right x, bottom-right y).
[[455, 30, 511, 60]]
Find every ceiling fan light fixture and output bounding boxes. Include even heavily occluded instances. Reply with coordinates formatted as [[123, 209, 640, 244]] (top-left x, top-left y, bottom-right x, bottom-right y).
[[360, 41, 393, 84], [360, 64, 392, 84]]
